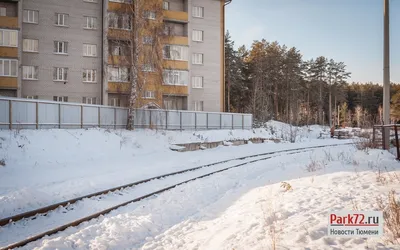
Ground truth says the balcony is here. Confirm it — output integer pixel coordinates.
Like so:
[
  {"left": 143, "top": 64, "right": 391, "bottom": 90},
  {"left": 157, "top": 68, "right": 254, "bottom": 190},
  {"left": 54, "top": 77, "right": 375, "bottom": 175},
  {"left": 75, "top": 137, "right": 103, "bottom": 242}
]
[
  {"left": 108, "top": 29, "right": 131, "bottom": 40},
  {"left": 164, "top": 10, "right": 188, "bottom": 23},
  {"left": 161, "top": 85, "right": 188, "bottom": 95},
  {"left": 0, "top": 16, "right": 18, "bottom": 29},
  {"left": 0, "top": 47, "right": 18, "bottom": 58},
  {"left": 108, "top": 2, "right": 131, "bottom": 12},
  {"left": 107, "top": 82, "right": 131, "bottom": 93},
  {"left": 108, "top": 55, "right": 131, "bottom": 66},
  {"left": 164, "top": 60, "right": 188, "bottom": 70},
  {"left": 164, "top": 36, "right": 188, "bottom": 46},
  {"left": 0, "top": 77, "right": 17, "bottom": 89}
]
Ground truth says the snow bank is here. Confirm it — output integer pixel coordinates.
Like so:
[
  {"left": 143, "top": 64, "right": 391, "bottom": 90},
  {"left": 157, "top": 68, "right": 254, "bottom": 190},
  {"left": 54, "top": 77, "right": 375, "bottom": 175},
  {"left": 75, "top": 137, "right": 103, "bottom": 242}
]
[
  {"left": 263, "top": 120, "right": 330, "bottom": 142},
  {"left": 18, "top": 145, "right": 400, "bottom": 250}
]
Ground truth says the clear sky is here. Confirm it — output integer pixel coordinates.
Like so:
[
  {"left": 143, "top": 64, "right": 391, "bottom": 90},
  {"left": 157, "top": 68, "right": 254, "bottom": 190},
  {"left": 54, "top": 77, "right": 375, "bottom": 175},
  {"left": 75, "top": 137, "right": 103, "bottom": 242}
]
[{"left": 225, "top": 0, "right": 400, "bottom": 84}]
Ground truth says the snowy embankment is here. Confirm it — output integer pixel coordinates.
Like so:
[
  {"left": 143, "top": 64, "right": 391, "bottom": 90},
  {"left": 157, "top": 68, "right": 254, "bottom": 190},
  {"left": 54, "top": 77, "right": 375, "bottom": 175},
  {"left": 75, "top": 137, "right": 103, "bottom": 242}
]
[
  {"left": 0, "top": 121, "right": 331, "bottom": 219},
  {"left": 16, "top": 145, "right": 400, "bottom": 250}
]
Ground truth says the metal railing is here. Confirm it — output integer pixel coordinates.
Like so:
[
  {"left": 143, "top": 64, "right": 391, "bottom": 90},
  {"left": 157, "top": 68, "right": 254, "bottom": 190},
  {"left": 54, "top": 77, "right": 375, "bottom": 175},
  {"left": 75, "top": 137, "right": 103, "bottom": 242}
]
[{"left": 0, "top": 97, "right": 253, "bottom": 130}]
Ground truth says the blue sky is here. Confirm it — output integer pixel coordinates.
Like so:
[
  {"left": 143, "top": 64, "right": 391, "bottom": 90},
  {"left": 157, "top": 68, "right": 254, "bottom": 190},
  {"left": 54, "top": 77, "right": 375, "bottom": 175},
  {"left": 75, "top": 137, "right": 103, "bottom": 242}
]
[{"left": 225, "top": 0, "right": 400, "bottom": 84}]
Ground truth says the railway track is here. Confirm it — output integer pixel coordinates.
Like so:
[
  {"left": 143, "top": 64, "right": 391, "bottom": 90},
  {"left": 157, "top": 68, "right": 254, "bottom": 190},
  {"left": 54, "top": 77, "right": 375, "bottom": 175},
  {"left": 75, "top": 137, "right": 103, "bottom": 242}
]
[{"left": 0, "top": 143, "right": 352, "bottom": 250}]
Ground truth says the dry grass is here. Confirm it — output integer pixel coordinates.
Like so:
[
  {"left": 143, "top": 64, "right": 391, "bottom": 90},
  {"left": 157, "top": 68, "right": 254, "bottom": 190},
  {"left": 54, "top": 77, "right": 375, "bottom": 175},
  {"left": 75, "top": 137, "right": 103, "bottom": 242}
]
[
  {"left": 262, "top": 196, "right": 285, "bottom": 250},
  {"left": 378, "top": 190, "right": 400, "bottom": 244},
  {"left": 351, "top": 198, "right": 360, "bottom": 211},
  {"left": 337, "top": 152, "right": 353, "bottom": 165},
  {"left": 323, "top": 150, "right": 334, "bottom": 162},
  {"left": 0, "top": 159, "right": 5, "bottom": 167},
  {"left": 376, "top": 168, "right": 389, "bottom": 185},
  {"left": 306, "top": 159, "right": 323, "bottom": 172},
  {"left": 353, "top": 137, "right": 377, "bottom": 152},
  {"left": 280, "top": 182, "right": 293, "bottom": 192}
]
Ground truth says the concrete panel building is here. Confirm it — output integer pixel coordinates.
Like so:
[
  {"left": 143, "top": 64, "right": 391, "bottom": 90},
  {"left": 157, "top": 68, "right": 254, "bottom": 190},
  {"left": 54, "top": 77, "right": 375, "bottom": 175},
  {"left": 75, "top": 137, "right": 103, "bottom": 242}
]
[{"left": 0, "top": 0, "right": 230, "bottom": 112}]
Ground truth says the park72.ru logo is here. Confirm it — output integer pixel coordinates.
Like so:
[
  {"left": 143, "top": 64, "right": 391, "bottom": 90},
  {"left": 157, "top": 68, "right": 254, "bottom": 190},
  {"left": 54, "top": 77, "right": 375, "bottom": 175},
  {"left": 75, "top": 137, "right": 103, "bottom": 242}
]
[{"left": 328, "top": 211, "right": 383, "bottom": 237}]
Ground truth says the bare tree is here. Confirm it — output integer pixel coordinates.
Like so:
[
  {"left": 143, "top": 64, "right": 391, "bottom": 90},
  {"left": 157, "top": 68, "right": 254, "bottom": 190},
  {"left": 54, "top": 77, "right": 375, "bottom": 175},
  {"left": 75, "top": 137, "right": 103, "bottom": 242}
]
[
  {"left": 355, "top": 105, "right": 362, "bottom": 128},
  {"left": 108, "top": 0, "right": 166, "bottom": 130}
]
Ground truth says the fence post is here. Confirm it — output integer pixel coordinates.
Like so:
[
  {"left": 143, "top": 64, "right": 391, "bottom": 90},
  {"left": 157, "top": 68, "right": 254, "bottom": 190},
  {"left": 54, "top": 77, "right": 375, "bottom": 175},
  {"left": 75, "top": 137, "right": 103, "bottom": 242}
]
[
  {"left": 232, "top": 114, "right": 234, "bottom": 130},
  {"left": 114, "top": 108, "right": 117, "bottom": 130},
  {"left": 134, "top": 109, "right": 137, "bottom": 129},
  {"left": 98, "top": 107, "right": 101, "bottom": 128},
  {"left": 195, "top": 112, "right": 197, "bottom": 131},
  {"left": 36, "top": 101, "right": 39, "bottom": 129},
  {"left": 58, "top": 103, "right": 61, "bottom": 129},
  {"left": 149, "top": 110, "right": 152, "bottom": 129},
  {"left": 81, "top": 105, "right": 83, "bottom": 129},
  {"left": 220, "top": 113, "right": 222, "bottom": 129},
  {"left": 8, "top": 100, "right": 12, "bottom": 129},
  {"left": 206, "top": 113, "right": 209, "bottom": 130},
  {"left": 180, "top": 112, "right": 182, "bottom": 131},
  {"left": 372, "top": 126, "right": 376, "bottom": 146},
  {"left": 382, "top": 126, "right": 385, "bottom": 150},
  {"left": 242, "top": 114, "right": 244, "bottom": 130},
  {"left": 165, "top": 110, "right": 168, "bottom": 130},
  {"left": 395, "top": 125, "right": 400, "bottom": 160}
]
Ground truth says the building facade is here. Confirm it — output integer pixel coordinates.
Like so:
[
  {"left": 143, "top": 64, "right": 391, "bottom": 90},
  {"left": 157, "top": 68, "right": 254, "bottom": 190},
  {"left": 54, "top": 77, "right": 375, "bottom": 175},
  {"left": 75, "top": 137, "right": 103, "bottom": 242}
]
[{"left": 0, "top": 0, "right": 230, "bottom": 112}]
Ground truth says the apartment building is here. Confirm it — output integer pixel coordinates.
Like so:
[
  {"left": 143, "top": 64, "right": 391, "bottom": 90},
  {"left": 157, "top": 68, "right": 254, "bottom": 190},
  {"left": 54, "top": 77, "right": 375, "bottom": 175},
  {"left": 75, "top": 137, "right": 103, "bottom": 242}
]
[{"left": 0, "top": 0, "right": 230, "bottom": 112}]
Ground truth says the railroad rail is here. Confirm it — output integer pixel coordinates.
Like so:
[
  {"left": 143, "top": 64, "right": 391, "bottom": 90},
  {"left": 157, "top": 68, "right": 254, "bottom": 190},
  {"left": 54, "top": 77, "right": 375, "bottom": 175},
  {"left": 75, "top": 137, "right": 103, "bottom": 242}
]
[{"left": 0, "top": 143, "right": 353, "bottom": 250}]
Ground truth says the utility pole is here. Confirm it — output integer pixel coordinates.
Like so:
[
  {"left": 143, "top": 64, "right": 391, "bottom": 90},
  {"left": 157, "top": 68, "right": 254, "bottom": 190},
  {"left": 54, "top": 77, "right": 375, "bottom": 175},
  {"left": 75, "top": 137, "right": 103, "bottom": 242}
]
[{"left": 383, "top": 0, "right": 390, "bottom": 149}]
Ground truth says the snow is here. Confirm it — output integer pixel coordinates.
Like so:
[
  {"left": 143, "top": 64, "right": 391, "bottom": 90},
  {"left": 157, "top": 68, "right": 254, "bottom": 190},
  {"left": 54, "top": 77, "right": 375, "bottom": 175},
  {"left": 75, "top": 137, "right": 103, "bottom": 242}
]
[
  {"left": 10, "top": 145, "right": 400, "bottom": 250},
  {"left": 1, "top": 121, "right": 399, "bottom": 249},
  {"left": 0, "top": 123, "right": 331, "bottom": 219}
]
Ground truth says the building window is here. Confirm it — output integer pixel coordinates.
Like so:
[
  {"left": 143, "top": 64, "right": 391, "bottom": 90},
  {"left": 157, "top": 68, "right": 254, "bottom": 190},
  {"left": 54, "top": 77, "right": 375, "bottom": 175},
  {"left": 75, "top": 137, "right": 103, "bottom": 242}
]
[
  {"left": 143, "top": 36, "right": 153, "bottom": 45},
  {"left": 55, "top": 13, "right": 68, "bottom": 26},
  {"left": 109, "top": 98, "right": 121, "bottom": 107},
  {"left": 83, "top": 97, "right": 97, "bottom": 104},
  {"left": 111, "top": 45, "right": 127, "bottom": 56},
  {"left": 164, "top": 25, "right": 173, "bottom": 36},
  {"left": 84, "top": 16, "right": 97, "bottom": 29},
  {"left": 0, "top": 59, "right": 18, "bottom": 77},
  {"left": 192, "top": 6, "right": 204, "bottom": 18},
  {"left": 163, "top": 45, "right": 188, "bottom": 61},
  {"left": 0, "top": 7, "right": 6, "bottom": 16},
  {"left": 26, "top": 96, "right": 38, "bottom": 99},
  {"left": 53, "top": 96, "right": 68, "bottom": 102},
  {"left": 23, "top": 10, "right": 39, "bottom": 24},
  {"left": 193, "top": 101, "right": 204, "bottom": 111},
  {"left": 163, "top": 1, "right": 169, "bottom": 10},
  {"left": 192, "top": 30, "right": 204, "bottom": 42},
  {"left": 0, "top": 29, "right": 17, "bottom": 47},
  {"left": 192, "top": 53, "right": 204, "bottom": 65},
  {"left": 83, "top": 44, "right": 97, "bottom": 57},
  {"left": 22, "top": 66, "right": 38, "bottom": 80},
  {"left": 192, "top": 76, "right": 203, "bottom": 88},
  {"left": 163, "top": 70, "right": 188, "bottom": 86},
  {"left": 54, "top": 41, "right": 68, "bottom": 54},
  {"left": 143, "top": 91, "right": 155, "bottom": 99},
  {"left": 53, "top": 67, "right": 68, "bottom": 81},
  {"left": 142, "top": 64, "right": 154, "bottom": 72},
  {"left": 23, "top": 39, "right": 39, "bottom": 52},
  {"left": 108, "top": 66, "right": 129, "bottom": 82},
  {"left": 108, "top": 13, "right": 131, "bottom": 30},
  {"left": 143, "top": 11, "right": 156, "bottom": 20},
  {"left": 83, "top": 69, "right": 97, "bottom": 83}
]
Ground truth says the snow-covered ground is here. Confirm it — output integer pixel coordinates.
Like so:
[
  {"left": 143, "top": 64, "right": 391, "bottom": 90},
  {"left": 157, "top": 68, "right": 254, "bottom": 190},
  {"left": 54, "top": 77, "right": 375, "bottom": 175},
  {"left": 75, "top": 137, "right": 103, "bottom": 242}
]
[
  {"left": 0, "top": 121, "right": 330, "bottom": 218},
  {"left": 1, "top": 121, "right": 399, "bottom": 249},
  {"left": 9, "top": 145, "right": 400, "bottom": 250}
]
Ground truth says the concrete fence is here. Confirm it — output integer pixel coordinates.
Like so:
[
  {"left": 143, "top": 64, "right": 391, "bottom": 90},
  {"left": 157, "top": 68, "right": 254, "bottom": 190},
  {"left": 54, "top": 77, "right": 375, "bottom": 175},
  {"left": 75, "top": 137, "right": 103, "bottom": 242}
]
[{"left": 0, "top": 97, "right": 253, "bottom": 130}]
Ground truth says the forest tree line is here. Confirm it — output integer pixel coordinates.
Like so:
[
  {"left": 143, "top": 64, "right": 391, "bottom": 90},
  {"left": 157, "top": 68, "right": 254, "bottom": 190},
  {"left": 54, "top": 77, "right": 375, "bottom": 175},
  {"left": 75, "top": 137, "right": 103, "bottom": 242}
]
[{"left": 225, "top": 31, "right": 400, "bottom": 128}]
